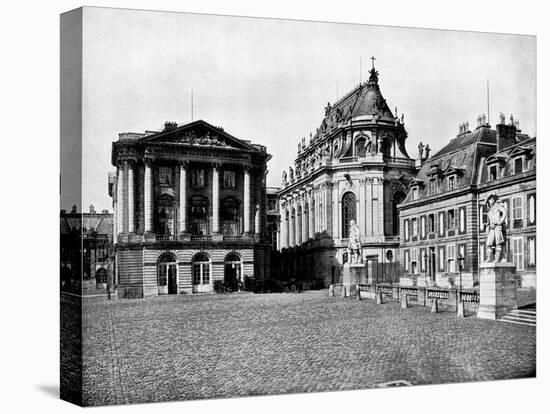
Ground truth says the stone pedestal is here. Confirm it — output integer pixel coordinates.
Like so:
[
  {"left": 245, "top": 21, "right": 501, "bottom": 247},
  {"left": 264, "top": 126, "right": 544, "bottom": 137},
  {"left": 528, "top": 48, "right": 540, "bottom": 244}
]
[
  {"left": 342, "top": 263, "right": 367, "bottom": 297},
  {"left": 477, "top": 262, "right": 518, "bottom": 320}
]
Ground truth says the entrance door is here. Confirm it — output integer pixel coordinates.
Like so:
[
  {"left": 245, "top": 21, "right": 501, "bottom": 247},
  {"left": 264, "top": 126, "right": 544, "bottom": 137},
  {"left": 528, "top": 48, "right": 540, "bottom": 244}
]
[
  {"left": 168, "top": 265, "right": 177, "bottom": 294},
  {"left": 158, "top": 254, "right": 178, "bottom": 295},
  {"left": 192, "top": 253, "right": 211, "bottom": 293}
]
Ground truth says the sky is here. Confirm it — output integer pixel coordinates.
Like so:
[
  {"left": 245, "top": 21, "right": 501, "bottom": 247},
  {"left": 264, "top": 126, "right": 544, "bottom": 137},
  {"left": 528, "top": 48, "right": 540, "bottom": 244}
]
[{"left": 75, "top": 7, "right": 536, "bottom": 212}]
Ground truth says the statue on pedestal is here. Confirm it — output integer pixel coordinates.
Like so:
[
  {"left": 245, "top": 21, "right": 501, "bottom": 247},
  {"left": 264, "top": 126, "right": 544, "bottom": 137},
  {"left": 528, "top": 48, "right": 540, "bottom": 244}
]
[
  {"left": 484, "top": 193, "right": 508, "bottom": 262},
  {"left": 347, "top": 220, "right": 363, "bottom": 264}
]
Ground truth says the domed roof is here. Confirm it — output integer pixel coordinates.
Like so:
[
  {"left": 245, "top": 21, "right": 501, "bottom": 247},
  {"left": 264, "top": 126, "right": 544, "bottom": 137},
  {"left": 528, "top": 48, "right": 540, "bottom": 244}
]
[{"left": 350, "top": 68, "right": 394, "bottom": 120}]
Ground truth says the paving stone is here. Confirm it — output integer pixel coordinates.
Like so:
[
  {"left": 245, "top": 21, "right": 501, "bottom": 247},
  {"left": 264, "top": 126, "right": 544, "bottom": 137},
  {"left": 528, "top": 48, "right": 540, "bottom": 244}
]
[{"left": 79, "top": 291, "right": 535, "bottom": 406}]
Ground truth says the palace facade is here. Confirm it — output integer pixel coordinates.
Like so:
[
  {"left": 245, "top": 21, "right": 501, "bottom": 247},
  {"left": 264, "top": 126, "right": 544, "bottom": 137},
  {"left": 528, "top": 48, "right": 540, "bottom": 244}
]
[
  {"left": 110, "top": 120, "right": 271, "bottom": 298},
  {"left": 277, "top": 64, "right": 416, "bottom": 287},
  {"left": 60, "top": 205, "right": 114, "bottom": 293},
  {"left": 398, "top": 114, "right": 536, "bottom": 289}
]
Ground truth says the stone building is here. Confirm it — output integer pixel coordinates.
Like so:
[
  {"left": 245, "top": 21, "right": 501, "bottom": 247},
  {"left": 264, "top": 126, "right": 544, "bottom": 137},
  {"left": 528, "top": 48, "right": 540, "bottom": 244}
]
[
  {"left": 277, "top": 63, "right": 416, "bottom": 287},
  {"left": 60, "top": 205, "right": 114, "bottom": 292},
  {"left": 110, "top": 119, "right": 271, "bottom": 298},
  {"left": 398, "top": 114, "right": 536, "bottom": 289},
  {"left": 266, "top": 186, "right": 281, "bottom": 251}
]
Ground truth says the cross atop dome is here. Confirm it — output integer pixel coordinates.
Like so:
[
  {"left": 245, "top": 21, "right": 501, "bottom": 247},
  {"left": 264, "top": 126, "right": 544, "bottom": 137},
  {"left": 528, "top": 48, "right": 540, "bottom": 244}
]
[{"left": 368, "top": 55, "right": 379, "bottom": 84}]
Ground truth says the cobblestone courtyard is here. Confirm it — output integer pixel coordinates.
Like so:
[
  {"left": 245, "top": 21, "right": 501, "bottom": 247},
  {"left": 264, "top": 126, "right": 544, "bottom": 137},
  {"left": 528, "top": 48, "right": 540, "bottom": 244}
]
[{"left": 80, "top": 291, "right": 535, "bottom": 406}]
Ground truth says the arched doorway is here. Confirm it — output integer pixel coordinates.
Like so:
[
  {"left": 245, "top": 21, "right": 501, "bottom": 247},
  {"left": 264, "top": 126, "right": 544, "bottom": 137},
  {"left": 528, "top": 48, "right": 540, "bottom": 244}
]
[
  {"left": 192, "top": 252, "right": 211, "bottom": 293},
  {"left": 341, "top": 192, "right": 357, "bottom": 238},
  {"left": 224, "top": 253, "right": 242, "bottom": 291},
  {"left": 158, "top": 253, "right": 178, "bottom": 295}
]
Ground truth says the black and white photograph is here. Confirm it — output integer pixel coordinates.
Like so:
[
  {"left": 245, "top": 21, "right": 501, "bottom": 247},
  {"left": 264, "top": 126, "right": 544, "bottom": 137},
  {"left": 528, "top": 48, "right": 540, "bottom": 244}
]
[
  {"left": 4, "top": 1, "right": 548, "bottom": 413},
  {"left": 57, "top": 5, "right": 540, "bottom": 407}
]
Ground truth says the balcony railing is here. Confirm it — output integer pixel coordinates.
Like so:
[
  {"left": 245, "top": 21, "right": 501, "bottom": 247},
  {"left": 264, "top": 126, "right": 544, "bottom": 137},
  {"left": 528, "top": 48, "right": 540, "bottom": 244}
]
[{"left": 190, "top": 234, "right": 213, "bottom": 241}]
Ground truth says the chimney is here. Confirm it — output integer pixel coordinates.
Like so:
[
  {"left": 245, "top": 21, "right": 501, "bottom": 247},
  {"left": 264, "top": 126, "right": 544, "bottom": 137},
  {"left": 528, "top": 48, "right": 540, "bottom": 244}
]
[{"left": 496, "top": 116, "right": 517, "bottom": 151}]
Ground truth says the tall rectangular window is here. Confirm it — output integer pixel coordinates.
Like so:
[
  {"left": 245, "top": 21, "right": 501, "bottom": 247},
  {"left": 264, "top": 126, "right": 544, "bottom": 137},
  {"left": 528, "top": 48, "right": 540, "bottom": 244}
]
[
  {"left": 404, "top": 219, "right": 409, "bottom": 241},
  {"left": 421, "top": 216, "right": 426, "bottom": 238},
  {"left": 459, "top": 207, "right": 466, "bottom": 233},
  {"left": 159, "top": 166, "right": 173, "bottom": 186},
  {"left": 512, "top": 196, "right": 523, "bottom": 220},
  {"left": 527, "top": 236, "right": 536, "bottom": 268},
  {"left": 489, "top": 165, "right": 497, "bottom": 181},
  {"left": 430, "top": 179, "right": 436, "bottom": 195},
  {"left": 447, "top": 176, "right": 455, "bottom": 191},
  {"left": 527, "top": 193, "right": 536, "bottom": 225},
  {"left": 428, "top": 214, "right": 435, "bottom": 233},
  {"left": 411, "top": 249, "right": 418, "bottom": 274},
  {"left": 438, "top": 246, "right": 445, "bottom": 272},
  {"left": 447, "top": 209, "right": 456, "bottom": 229},
  {"left": 412, "top": 218, "right": 418, "bottom": 236},
  {"left": 191, "top": 168, "right": 206, "bottom": 188},
  {"left": 480, "top": 204, "right": 488, "bottom": 230},
  {"left": 411, "top": 187, "right": 419, "bottom": 200},
  {"left": 514, "top": 157, "right": 523, "bottom": 174},
  {"left": 404, "top": 250, "right": 410, "bottom": 272},
  {"left": 439, "top": 212, "right": 445, "bottom": 236},
  {"left": 512, "top": 237, "right": 524, "bottom": 271},
  {"left": 447, "top": 244, "right": 456, "bottom": 273},
  {"left": 223, "top": 170, "right": 236, "bottom": 188}
]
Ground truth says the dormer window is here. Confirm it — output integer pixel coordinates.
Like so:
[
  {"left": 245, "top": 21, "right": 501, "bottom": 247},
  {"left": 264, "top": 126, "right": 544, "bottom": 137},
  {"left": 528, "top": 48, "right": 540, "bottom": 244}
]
[
  {"left": 447, "top": 175, "right": 456, "bottom": 191},
  {"left": 429, "top": 179, "right": 437, "bottom": 195},
  {"left": 489, "top": 165, "right": 498, "bottom": 181},
  {"left": 411, "top": 186, "right": 419, "bottom": 200},
  {"left": 514, "top": 157, "right": 523, "bottom": 174}
]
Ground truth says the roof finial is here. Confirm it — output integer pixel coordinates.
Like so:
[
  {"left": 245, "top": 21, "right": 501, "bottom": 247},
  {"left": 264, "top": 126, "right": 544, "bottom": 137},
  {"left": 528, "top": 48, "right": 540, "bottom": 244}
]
[{"left": 368, "top": 56, "right": 379, "bottom": 84}]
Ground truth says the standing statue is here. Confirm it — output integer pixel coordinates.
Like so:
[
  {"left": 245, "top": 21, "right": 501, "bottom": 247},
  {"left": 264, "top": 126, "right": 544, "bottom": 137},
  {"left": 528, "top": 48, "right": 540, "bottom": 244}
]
[
  {"left": 282, "top": 170, "right": 287, "bottom": 185},
  {"left": 484, "top": 193, "right": 508, "bottom": 262},
  {"left": 365, "top": 135, "right": 373, "bottom": 154},
  {"left": 347, "top": 220, "right": 363, "bottom": 264},
  {"left": 424, "top": 144, "right": 431, "bottom": 159},
  {"left": 418, "top": 141, "right": 425, "bottom": 159}
]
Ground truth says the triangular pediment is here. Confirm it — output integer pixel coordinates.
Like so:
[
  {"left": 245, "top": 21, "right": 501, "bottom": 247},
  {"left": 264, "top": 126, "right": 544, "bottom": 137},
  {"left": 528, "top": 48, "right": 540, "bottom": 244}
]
[
  {"left": 485, "top": 153, "right": 507, "bottom": 164},
  {"left": 142, "top": 120, "right": 257, "bottom": 151},
  {"left": 507, "top": 145, "right": 533, "bottom": 158},
  {"left": 442, "top": 165, "right": 464, "bottom": 176}
]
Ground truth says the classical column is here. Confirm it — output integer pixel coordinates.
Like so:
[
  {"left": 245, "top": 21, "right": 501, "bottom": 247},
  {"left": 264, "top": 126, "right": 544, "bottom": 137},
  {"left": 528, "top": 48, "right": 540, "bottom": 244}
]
[
  {"left": 243, "top": 167, "right": 251, "bottom": 234},
  {"left": 280, "top": 202, "right": 287, "bottom": 249},
  {"left": 254, "top": 204, "right": 261, "bottom": 237},
  {"left": 373, "top": 177, "right": 383, "bottom": 235},
  {"left": 302, "top": 195, "right": 308, "bottom": 242},
  {"left": 296, "top": 198, "right": 302, "bottom": 246},
  {"left": 289, "top": 204, "right": 295, "bottom": 247},
  {"left": 212, "top": 164, "right": 220, "bottom": 234},
  {"left": 144, "top": 158, "right": 153, "bottom": 233},
  {"left": 332, "top": 184, "right": 339, "bottom": 239},
  {"left": 366, "top": 177, "right": 373, "bottom": 236},
  {"left": 308, "top": 191, "right": 314, "bottom": 240},
  {"left": 324, "top": 183, "right": 332, "bottom": 237},
  {"left": 127, "top": 161, "right": 135, "bottom": 233},
  {"left": 116, "top": 161, "right": 124, "bottom": 235},
  {"left": 113, "top": 196, "right": 118, "bottom": 244},
  {"left": 178, "top": 162, "right": 187, "bottom": 234},
  {"left": 358, "top": 179, "right": 366, "bottom": 236}
]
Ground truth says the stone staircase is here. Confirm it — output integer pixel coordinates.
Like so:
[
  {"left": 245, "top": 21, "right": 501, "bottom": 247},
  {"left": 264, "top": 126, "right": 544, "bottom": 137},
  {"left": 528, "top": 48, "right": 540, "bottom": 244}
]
[{"left": 500, "top": 305, "right": 536, "bottom": 327}]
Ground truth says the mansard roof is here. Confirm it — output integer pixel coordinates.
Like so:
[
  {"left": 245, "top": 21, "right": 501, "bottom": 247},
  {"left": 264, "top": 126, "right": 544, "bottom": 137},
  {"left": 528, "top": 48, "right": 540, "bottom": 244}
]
[{"left": 432, "top": 127, "right": 496, "bottom": 158}]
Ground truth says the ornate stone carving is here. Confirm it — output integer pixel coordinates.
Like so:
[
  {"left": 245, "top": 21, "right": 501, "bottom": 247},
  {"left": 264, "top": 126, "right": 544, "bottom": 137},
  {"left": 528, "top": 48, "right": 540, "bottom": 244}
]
[
  {"left": 347, "top": 220, "right": 363, "bottom": 264},
  {"left": 484, "top": 193, "right": 509, "bottom": 263}
]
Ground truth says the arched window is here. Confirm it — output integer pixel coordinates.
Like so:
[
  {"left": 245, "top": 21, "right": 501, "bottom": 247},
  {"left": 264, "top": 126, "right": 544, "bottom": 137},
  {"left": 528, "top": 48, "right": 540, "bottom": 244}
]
[
  {"left": 157, "top": 193, "right": 176, "bottom": 235},
  {"left": 192, "top": 253, "right": 210, "bottom": 293},
  {"left": 189, "top": 196, "right": 209, "bottom": 235},
  {"left": 355, "top": 137, "right": 367, "bottom": 157},
  {"left": 95, "top": 268, "right": 107, "bottom": 285},
  {"left": 342, "top": 192, "right": 357, "bottom": 238},
  {"left": 392, "top": 191, "right": 406, "bottom": 235},
  {"left": 221, "top": 197, "right": 241, "bottom": 235},
  {"left": 158, "top": 253, "right": 177, "bottom": 294},
  {"left": 224, "top": 253, "right": 242, "bottom": 291}
]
